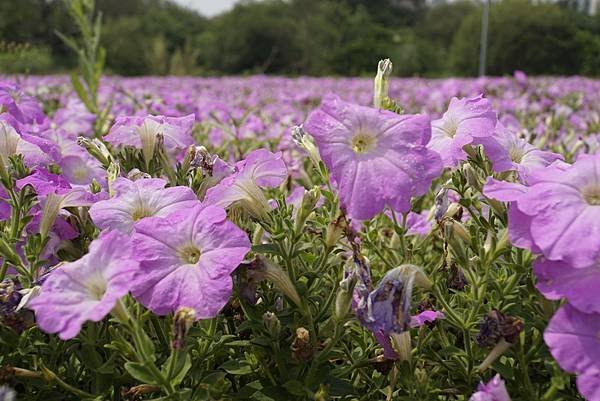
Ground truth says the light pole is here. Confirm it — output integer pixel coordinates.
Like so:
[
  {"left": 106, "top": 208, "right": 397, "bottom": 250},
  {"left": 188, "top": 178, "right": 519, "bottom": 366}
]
[{"left": 479, "top": 0, "right": 490, "bottom": 76}]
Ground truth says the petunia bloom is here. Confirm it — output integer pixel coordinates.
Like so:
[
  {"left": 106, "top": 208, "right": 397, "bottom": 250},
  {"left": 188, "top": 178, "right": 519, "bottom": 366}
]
[
  {"left": 131, "top": 204, "right": 250, "bottom": 317},
  {"left": 203, "top": 148, "right": 287, "bottom": 218},
  {"left": 534, "top": 258, "right": 600, "bottom": 314},
  {"left": 482, "top": 123, "right": 562, "bottom": 182},
  {"left": 304, "top": 94, "right": 442, "bottom": 220},
  {"left": 0, "top": 120, "right": 58, "bottom": 169},
  {"left": 469, "top": 374, "right": 511, "bottom": 401},
  {"left": 89, "top": 177, "right": 200, "bottom": 233},
  {"left": 544, "top": 304, "right": 600, "bottom": 401},
  {"left": 103, "top": 114, "right": 195, "bottom": 165},
  {"left": 28, "top": 230, "right": 139, "bottom": 340},
  {"left": 0, "top": 81, "right": 45, "bottom": 125},
  {"left": 428, "top": 95, "right": 497, "bottom": 168}
]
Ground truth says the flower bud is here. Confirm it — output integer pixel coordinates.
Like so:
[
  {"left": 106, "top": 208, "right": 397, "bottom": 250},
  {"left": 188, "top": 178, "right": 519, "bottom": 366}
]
[
  {"left": 450, "top": 220, "right": 471, "bottom": 243},
  {"left": 295, "top": 186, "right": 321, "bottom": 231},
  {"left": 77, "top": 136, "right": 111, "bottom": 166},
  {"left": 291, "top": 125, "right": 321, "bottom": 167},
  {"left": 291, "top": 327, "right": 313, "bottom": 361},
  {"left": 107, "top": 161, "right": 121, "bottom": 197},
  {"left": 0, "top": 279, "right": 34, "bottom": 334},
  {"left": 373, "top": 58, "right": 393, "bottom": 109},
  {"left": 434, "top": 187, "right": 449, "bottom": 221},
  {"left": 248, "top": 255, "right": 302, "bottom": 309},
  {"left": 172, "top": 307, "right": 196, "bottom": 350},
  {"left": 334, "top": 260, "right": 359, "bottom": 321},
  {"left": 262, "top": 311, "right": 281, "bottom": 338},
  {"left": 325, "top": 214, "right": 345, "bottom": 249},
  {"left": 462, "top": 163, "right": 482, "bottom": 192}
]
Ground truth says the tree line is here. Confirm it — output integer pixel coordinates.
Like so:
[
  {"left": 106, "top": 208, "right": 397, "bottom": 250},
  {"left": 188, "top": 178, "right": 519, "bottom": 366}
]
[{"left": 0, "top": 0, "right": 599, "bottom": 76}]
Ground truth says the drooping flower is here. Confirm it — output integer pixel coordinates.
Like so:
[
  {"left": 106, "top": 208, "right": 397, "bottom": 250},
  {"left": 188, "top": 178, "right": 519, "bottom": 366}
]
[
  {"left": 203, "top": 148, "right": 287, "bottom": 218},
  {"left": 351, "top": 262, "right": 436, "bottom": 359},
  {"left": 428, "top": 95, "right": 497, "bottom": 168},
  {"left": 534, "top": 258, "right": 600, "bottom": 314},
  {"left": 0, "top": 120, "right": 58, "bottom": 169},
  {"left": 544, "top": 304, "right": 600, "bottom": 401},
  {"left": 103, "top": 114, "right": 195, "bottom": 164},
  {"left": 131, "top": 204, "right": 250, "bottom": 317},
  {"left": 28, "top": 230, "right": 139, "bottom": 340},
  {"left": 0, "top": 81, "right": 45, "bottom": 125},
  {"left": 469, "top": 374, "right": 511, "bottom": 401},
  {"left": 89, "top": 177, "right": 200, "bottom": 233},
  {"left": 304, "top": 94, "right": 442, "bottom": 220},
  {"left": 482, "top": 123, "right": 562, "bottom": 182}
]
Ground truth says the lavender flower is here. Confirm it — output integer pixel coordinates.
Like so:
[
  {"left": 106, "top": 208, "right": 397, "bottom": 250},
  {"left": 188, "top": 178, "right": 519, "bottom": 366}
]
[
  {"left": 304, "top": 94, "right": 442, "bottom": 220},
  {"left": 469, "top": 374, "right": 511, "bottom": 401},
  {"left": 428, "top": 95, "right": 497, "bottom": 168},
  {"left": 131, "top": 204, "right": 250, "bottom": 317},
  {"left": 544, "top": 304, "right": 600, "bottom": 401},
  {"left": 89, "top": 177, "right": 200, "bottom": 233},
  {"left": 28, "top": 230, "right": 139, "bottom": 340}
]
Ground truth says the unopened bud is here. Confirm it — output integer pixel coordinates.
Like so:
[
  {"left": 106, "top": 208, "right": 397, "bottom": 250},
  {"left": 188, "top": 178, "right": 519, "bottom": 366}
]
[
  {"left": 434, "top": 187, "right": 449, "bottom": 221},
  {"left": 291, "top": 125, "right": 321, "bottom": 167},
  {"left": 172, "top": 307, "right": 196, "bottom": 350},
  {"left": 295, "top": 186, "right": 321, "bottom": 231},
  {"left": 77, "top": 136, "right": 111, "bottom": 166},
  {"left": 262, "top": 311, "right": 281, "bottom": 338},
  {"left": 462, "top": 163, "right": 482, "bottom": 192},
  {"left": 250, "top": 255, "right": 302, "bottom": 309},
  {"left": 334, "top": 260, "right": 358, "bottom": 321},
  {"left": 374, "top": 58, "right": 393, "bottom": 109},
  {"left": 325, "top": 214, "right": 345, "bottom": 249},
  {"left": 107, "top": 161, "right": 121, "bottom": 197},
  {"left": 450, "top": 220, "right": 471, "bottom": 243}
]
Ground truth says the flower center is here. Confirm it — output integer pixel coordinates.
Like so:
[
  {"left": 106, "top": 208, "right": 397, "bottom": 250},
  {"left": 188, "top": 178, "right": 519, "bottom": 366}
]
[
  {"left": 351, "top": 131, "right": 377, "bottom": 154},
  {"left": 84, "top": 276, "right": 107, "bottom": 301},
  {"left": 583, "top": 186, "right": 600, "bottom": 206},
  {"left": 509, "top": 146, "right": 524, "bottom": 164},
  {"left": 132, "top": 207, "right": 153, "bottom": 221},
  {"left": 441, "top": 118, "right": 459, "bottom": 138},
  {"left": 178, "top": 245, "right": 202, "bottom": 265}
]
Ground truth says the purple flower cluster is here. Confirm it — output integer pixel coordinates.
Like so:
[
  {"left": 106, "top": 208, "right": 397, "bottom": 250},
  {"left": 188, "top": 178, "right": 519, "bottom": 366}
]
[{"left": 484, "top": 152, "right": 600, "bottom": 399}]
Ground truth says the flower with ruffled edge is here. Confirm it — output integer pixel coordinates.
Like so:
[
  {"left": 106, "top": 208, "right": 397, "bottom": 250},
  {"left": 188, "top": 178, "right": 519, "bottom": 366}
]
[
  {"left": 428, "top": 94, "right": 497, "bottom": 168},
  {"left": 89, "top": 177, "right": 200, "bottom": 233},
  {"left": 131, "top": 204, "right": 250, "bottom": 317},
  {"left": 203, "top": 148, "right": 287, "bottom": 218},
  {"left": 544, "top": 304, "right": 600, "bottom": 401},
  {"left": 103, "top": 114, "right": 195, "bottom": 164},
  {"left": 27, "top": 230, "right": 139, "bottom": 340},
  {"left": 469, "top": 374, "right": 511, "bottom": 401},
  {"left": 0, "top": 81, "right": 45, "bottom": 125},
  {"left": 304, "top": 94, "right": 442, "bottom": 220}
]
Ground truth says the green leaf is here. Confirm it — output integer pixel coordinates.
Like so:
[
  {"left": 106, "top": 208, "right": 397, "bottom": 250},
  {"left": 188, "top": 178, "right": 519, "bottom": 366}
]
[
  {"left": 282, "top": 380, "right": 305, "bottom": 396},
  {"left": 251, "top": 243, "right": 281, "bottom": 256},
  {"left": 162, "top": 353, "right": 191, "bottom": 386},
  {"left": 70, "top": 72, "right": 95, "bottom": 112},
  {"left": 219, "top": 360, "right": 254, "bottom": 375},
  {"left": 124, "top": 362, "right": 160, "bottom": 385}
]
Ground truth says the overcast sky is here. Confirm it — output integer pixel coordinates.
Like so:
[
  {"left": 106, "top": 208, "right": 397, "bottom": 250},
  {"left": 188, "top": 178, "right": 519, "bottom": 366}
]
[{"left": 172, "top": 0, "right": 240, "bottom": 16}]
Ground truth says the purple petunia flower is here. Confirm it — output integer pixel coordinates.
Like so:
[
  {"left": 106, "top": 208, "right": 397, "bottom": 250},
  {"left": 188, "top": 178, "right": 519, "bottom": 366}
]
[
  {"left": 545, "top": 304, "right": 600, "bottom": 401},
  {"left": 103, "top": 114, "right": 195, "bottom": 164},
  {"left": 131, "top": 204, "right": 250, "bottom": 317},
  {"left": 304, "top": 94, "right": 442, "bottom": 220},
  {"left": 28, "top": 230, "right": 139, "bottom": 340},
  {"left": 0, "top": 81, "right": 45, "bottom": 125},
  {"left": 428, "top": 95, "right": 497, "bottom": 168},
  {"left": 534, "top": 258, "right": 600, "bottom": 314},
  {"left": 482, "top": 123, "right": 562, "bottom": 182},
  {"left": 203, "top": 148, "right": 287, "bottom": 218},
  {"left": 469, "top": 374, "right": 511, "bottom": 401},
  {"left": 0, "top": 121, "right": 58, "bottom": 168},
  {"left": 89, "top": 177, "right": 200, "bottom": 233}
]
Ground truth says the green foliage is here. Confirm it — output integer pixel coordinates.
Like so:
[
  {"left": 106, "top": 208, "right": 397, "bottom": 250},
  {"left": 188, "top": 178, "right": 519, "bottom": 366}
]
[
  {"left": 0, "top": 43, "right": 53, "bottom": 74},
  {"left": 450, "top": 0, "right": 584, "bottom": 76}
]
